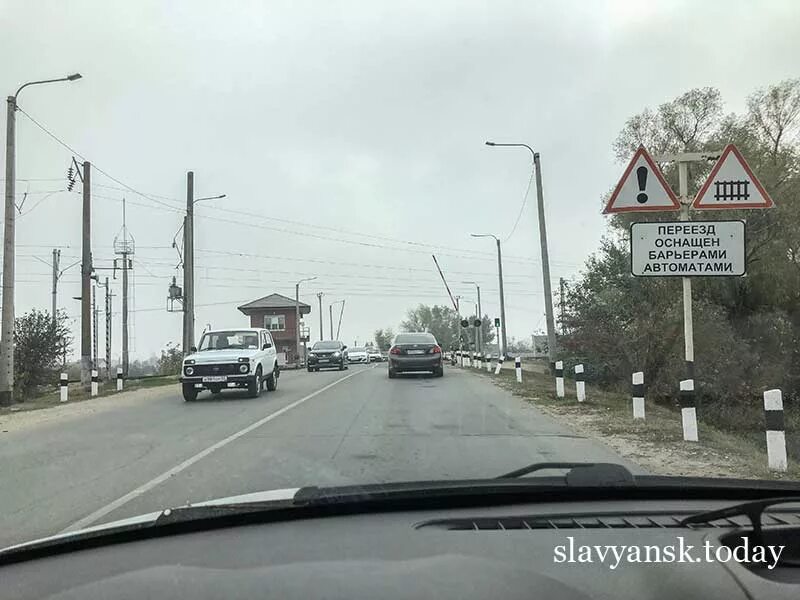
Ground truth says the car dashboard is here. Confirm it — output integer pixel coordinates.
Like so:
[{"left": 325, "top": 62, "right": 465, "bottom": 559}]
[{"left": 2, "top": 497, "right": 799, "bottom": 599}]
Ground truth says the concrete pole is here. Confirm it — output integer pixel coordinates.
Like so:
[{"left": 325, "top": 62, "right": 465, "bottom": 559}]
[
  {"left": 678, "top": 162, "right": 694, "bottom": 381},
  {"left": 0, "top": 96, "right": 15, "bottom": 404},
  {"left": 329, "top": 304, "right": 333, "bottom": 339},
  {"left": 295, "top": 282, "right": 301, "bottom": 362},
  {"left": 495, "top": 237, "right": 508, "bottom": 358},
  {"left": 317, "top": 292, "right": 323, "bottom": 340},
  {"left": 182, "top": 171, "right": 194, "bottom": 354},
  {"left": 122, "top": 252, "right": 129, "bottom": 376},
  {"left": 533, "top": 153, "right": 557, "bottom": 368},
  {"left": 105, "top": 277, "right": 112, "bottom": 380},
  {"left": 81, "top": 162, "right": 92, "bottom": 389},
  {"left": 476, "top": 285, "right": 482, "bottom": 354},
  {"left": 51, "top": 249, "right": 60, "bottom": 325},
  {"left": 92, "top": 283, "right": 98, "bottom": 370}
]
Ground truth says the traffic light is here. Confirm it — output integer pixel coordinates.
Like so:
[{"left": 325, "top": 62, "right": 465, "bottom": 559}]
[
  {"left": 494, "top": 318, "right": 501, "bottom": 327},
  {"left": 473, "top": 319, "right": 481, "bottom": 328},
  {"left": 460, "top": 319, "right": 469, "bottom": 328}
]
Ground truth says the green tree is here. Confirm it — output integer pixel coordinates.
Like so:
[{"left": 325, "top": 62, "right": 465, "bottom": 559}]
[
  {"left": 13, "top": 309, "right": 72, "bottom": 399},
  {"left": 374, "top": 328, "right": 394, "bottom": 351},
  {"left": 156, "top": 342, "right": 183, "bottom": 376}
]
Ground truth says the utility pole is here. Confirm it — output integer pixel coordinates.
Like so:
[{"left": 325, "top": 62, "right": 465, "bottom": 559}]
[
  {"left": 462, "top": 281, "right": 482, "bottom": 353},
  {"left": 495, "top": 238, "right": 508, "bottom": 357},
  {"left": 559, "top": 277, "right": 566, "bottom": 336},
  {"left": 81, "top": 161, "right": 92, "bottom": 389},
  {"left": 92, "top": 283, "right": 98, "bottom": 370},
  {"left": 51, "top": 249, "right": 60, "bottom": 324},
  {"left": 533, "top": 152, "right": 558, "bottom": 368},
  {"left": 182, "top": 171, "right": 194, "bottom": 354},
  {"left": 329, "top": 303, "right": 334, "bottom": 339},
  {"left": 335, "top": 300, "right": 345, "bottom": 340},
  {"left": 104, "top": 277, "right": 113, "bottom": 380},
  {"left": 122, "top": 251, "right": 129, "bottom": 376},
  {"left": 317, "top": 292, "right": 324, "bottom": 340}
]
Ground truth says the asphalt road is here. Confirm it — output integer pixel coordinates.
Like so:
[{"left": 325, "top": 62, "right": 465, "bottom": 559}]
[{"left": 0, "top": 363, "right": 635, "bottom": 549}]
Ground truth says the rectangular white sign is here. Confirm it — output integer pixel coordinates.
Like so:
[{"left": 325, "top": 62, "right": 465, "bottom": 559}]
[{"left": 630, "top": 220, "right": 745, "bottom": 277}]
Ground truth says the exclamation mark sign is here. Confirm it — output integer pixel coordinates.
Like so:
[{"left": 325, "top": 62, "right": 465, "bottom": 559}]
[{"left": 636, "top": 166, "right": 648, "bottom": 204}]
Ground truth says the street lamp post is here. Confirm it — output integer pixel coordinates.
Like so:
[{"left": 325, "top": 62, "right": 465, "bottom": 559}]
[
  {"left": 295, "top": 277, "right": 316, "bottom": 365},
  {"left": 462, "top": 281, "right": 482, "bottom": 353},
  {"left": 485, "top": 141, "right": 557, "bottom": 367},
  {"left": 182, "top": 173, "right": 225, "bottom": 355},
  {"left": 470, "top": 234, "right": 508, "bottom": 358},
  {"left": 0, "top": 73, "right": 82, "bottom": 405}
]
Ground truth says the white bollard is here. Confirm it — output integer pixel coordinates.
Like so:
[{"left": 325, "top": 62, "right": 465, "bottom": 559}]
[
  {"left": 494, "top": 356, "right": 504, "bottom": 375},
  {"left": 555, "top": 361, "right": 565, "bottom": 398},
  {"left": 680, "top": 379, "right": 698, "bottom": 442},
  {"left": 632, "top": 372, "right": 645, "bottom": 419},
  {"left": 515, "top": 357, "right": 522, "bottom": 383},
  {"left": 91, "top": 369, "right": 99, "bottom": 397},
  {"left": 575, "top": 364, "right": 585, "bottom": 402},
  {"left": 59, "top": 373, "right": 68, "bottom": 402},
  {"left": 116, "top": 367, "right": 124, "bottom": 391},
  {"left": 486, "top": 354, "right": 492, "bottom": 373},
  {"left": 764, "top": 389, "right": 787, "bottom": 472}
]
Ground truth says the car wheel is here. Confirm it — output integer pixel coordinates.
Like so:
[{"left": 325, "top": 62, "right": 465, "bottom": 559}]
[
  {"left": 182, "top": 384, "right": 198, "bottom": 402},
  {"left": 388, "top": 369, "right": 396, "bottom": 379},
  {"left": 266, "top": 366, "right": 278, "bottom": 391},
  {"left": 339, "top": 362, "right": 345, "bottom": 371},
  {"left": 247, "top": 367, "right": 262, "bottom": 398},
  {"left": 434, "top": 366, "right": 444, "bottom": 378},
  {"left": 307, "top": 366, "right": 314, "bottom": 372}
]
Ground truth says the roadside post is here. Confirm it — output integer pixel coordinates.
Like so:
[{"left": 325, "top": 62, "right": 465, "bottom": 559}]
[
  {"left": 515, "top": 357, "right": 522, "bottom": 383},
  {"left": 632, "top": 372, "right": 645, "bottom": 420},
  {"left": 764, "top": 389, "right": 787, "bottom": 472},
  {"left": 575, "top": 364, "right": 585, "bottom": 402},
  {"left": 679, "top": 379, "right": 698, "bottom": 442},
  {"left": 494, "top": 356, "right": 503, "bottom": 375},
  {"left": 605, "top": 144, "right": 772, "bottom": 439},
  {"left": 91, "top": 369, "right": 99, "bottom": 397},
  {"left": 486, "top": 354, "right": 492, "bottom": 373},
  {"left": 555, "top": 360, "right": 564, "bottom": 398},
  {"left": 116, "top": 367, "right": 123, "bottom": 391},
  {"left": 59, "top": 372, "right": 68, "bottom": 402}
]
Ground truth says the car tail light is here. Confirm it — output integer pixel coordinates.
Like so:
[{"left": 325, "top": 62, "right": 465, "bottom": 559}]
[
  {"left": 429, "top": 345, "right": 442, "bottom": 354},
  {"left": 390, "top": 346, "right": 401, "bottom": 355}
]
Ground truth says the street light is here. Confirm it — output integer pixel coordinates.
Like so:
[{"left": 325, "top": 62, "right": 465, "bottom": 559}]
[
  {"left": 485, "top": 140, "right": 557, "bottom": 368},
  {"left": 462, "top": 281, "right": 482, "bottom": 353},
  {"left": 1, "top": 72, "right": 82, "bottom": 405},
  {"left": 182, "top": 172, "right": 225, "bottom": 356},
  {"left": 328, "top": 299, "right": 345, "bottom": 340},
  {"left": 295, "top": 276, "right": 316, "bottom": 364},
  {"left": 470, "top": 233, "right": 508, "bottom": 358}
]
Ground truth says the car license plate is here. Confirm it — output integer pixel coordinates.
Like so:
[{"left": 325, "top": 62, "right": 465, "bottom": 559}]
[
  {"left": 408, "top": 350, "right": 425, "bottom": 355},
  {"left": 202, "top": 375, "right": 228, "bottom": 382},
  {"left": 319, "top": 359, "right": 329, "bottom": 363}
]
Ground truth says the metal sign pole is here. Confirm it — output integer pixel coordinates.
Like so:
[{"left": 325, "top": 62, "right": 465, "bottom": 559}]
[{"left": 677, "top": 162, "right": 694, "bottom": 380}]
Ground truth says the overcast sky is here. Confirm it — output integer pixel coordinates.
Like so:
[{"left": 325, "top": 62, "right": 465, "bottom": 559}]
[{"left": 1, "top": 0, "right": 799, "bottom": 359}]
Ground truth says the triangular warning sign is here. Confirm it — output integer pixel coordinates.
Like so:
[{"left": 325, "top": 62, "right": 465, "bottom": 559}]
[
  {"left": 603, "top": 146, "right": 680, "bottom": 214},
  {"left": 692, "top": 144, "right": 774, "bottom": 210}
]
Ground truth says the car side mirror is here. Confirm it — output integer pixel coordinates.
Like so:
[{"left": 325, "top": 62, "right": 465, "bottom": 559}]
[
  {"left": 190, "top": 346, "right": 197, "bottom": 353},
  {"left": 263, "top": 342, "right": 272, "bottom": 350}
]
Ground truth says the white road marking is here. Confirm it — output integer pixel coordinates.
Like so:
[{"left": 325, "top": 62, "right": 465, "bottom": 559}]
[{"left": 61, "top": 369, "right": 367, "bottom": 533}]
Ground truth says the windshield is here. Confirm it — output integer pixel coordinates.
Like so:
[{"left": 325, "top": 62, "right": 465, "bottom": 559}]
[
  {"left": 3, "top": 0, "right": 799, "bottom": 559},
  {"left": 311, "top": 342, "right": 342, "bottom": 350},
  {"left": 198, "top": 331, "right": 259, "bottom": 351}
]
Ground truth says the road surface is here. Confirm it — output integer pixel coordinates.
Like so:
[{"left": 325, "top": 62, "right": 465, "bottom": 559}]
[{"left": 0, "top": 363, "right": 635, "bottom": 548}]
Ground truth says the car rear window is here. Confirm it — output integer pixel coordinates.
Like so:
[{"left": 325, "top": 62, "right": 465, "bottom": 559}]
[
  {"left": 313, "top": 341, "right": 342, "bottom": 350},
  {"left": 394, "top": 333, "right": 437, "bottom": 344}
]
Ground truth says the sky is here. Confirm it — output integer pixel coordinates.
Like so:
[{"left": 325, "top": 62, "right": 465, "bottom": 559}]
[{"left": 1, "top": 0, "right": 799, "bottom": 360}]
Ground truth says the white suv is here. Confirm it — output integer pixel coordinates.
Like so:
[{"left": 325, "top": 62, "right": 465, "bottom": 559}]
[{"left": 180, "top": 328, "right": 279, "bottom": 402}]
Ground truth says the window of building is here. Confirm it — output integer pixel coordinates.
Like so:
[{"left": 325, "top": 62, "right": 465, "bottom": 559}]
[{"left": 264, "top": 314, "right": 286, "bottom": 331}]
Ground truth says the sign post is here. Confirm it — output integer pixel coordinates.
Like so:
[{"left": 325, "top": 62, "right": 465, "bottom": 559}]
[{"left": 605, "top": 144, "right": 773, "bottom": 442}]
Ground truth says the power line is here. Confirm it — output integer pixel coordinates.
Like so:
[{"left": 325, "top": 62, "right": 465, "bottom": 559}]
[{"left": 503, "top": 161, "right": 536, "bottom": 243}]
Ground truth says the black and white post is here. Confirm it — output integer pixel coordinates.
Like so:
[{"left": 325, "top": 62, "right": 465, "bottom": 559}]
[
  {"left": 515, "top": 357, "right": 522, "bottom": 383},
  {"left": 91, "top": 369, "right": 99, "bottom": 397},
  {"left": 575, "top": 364, "right": 585, "bottom": 402},
  {"left": 60, "top": 372, "right": 68, "bottom": 403},
  {"left": 679, "top": 379, "right": 698, "bottom": 442},
  {"left": 555, "top": 360, "right": 565, "bottom": 398},
  {"left": 632, "top": 371, "right": 645, "bottom": 420},
  {"left": 116, "top": 366, "right": 124, "bottom": 392},
  {"left": 494, "top": 355, "right": 504, "bottom": 375},
  {"left": 764, "top": 389, "right": 787, "bottom": 472},
  {"left": 486, "top": 353, "right": 492, "bottom": 373}
]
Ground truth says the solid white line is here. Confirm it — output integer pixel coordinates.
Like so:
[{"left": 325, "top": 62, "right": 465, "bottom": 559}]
[{"left": 61, "top": 369, "right": 366, "bottom": 533}]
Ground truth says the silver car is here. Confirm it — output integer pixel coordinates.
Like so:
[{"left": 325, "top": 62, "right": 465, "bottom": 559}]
[{"left": 347, "top": 347, "right": 370, "bottom": 363}]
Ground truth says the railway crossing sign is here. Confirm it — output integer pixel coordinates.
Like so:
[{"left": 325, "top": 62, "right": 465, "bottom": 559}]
[
  {"left": 603, "top": 146, "right": 680, "bottom": 214},
  {"left": 692, "top": 144, "right": 774, "bottom": 210}
]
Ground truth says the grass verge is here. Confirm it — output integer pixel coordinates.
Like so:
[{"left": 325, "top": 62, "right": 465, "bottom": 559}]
[{"left": 469, "top": 366, "right": 800, "bottom": 481}]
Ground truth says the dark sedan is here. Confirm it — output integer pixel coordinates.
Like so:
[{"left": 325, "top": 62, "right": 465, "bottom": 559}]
[{"left": 388, "top": 332, "right": 443, "bottom": 378}]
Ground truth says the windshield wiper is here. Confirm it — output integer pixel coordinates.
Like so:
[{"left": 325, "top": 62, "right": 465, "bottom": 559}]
[
  {"left": 681, "top": 497, "right": 800, "bottom": 544},
  {"left": 498, "top": 462, "right": 635, "bottom": 486}
]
